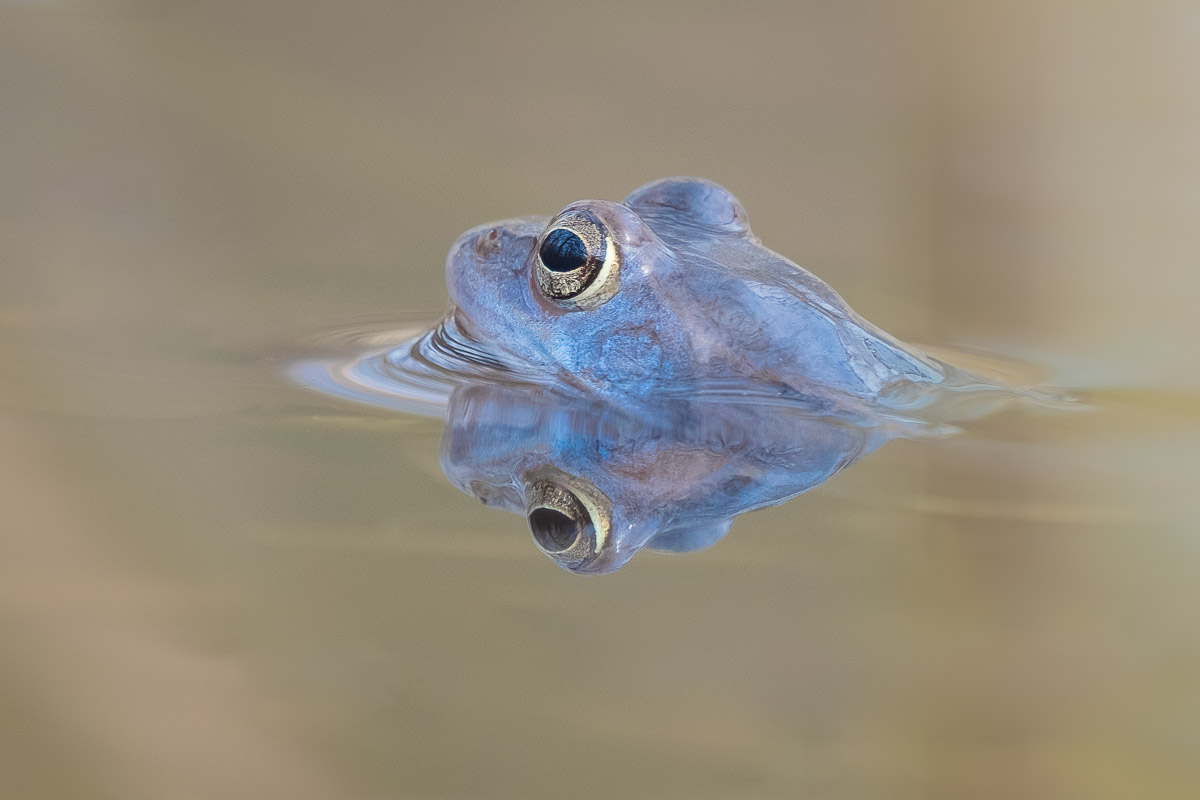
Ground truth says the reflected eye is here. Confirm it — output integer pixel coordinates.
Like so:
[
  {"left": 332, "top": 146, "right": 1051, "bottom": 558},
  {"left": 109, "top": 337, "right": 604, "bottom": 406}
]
[
  {"left": 528, "top": 496, "right": 591, "bottom": 553},
  {"left": 524, "top": 467, "right": 613, "bottom": 572},
  {"left": 533, "top": 210, "right": 621, "bottom": 309}
]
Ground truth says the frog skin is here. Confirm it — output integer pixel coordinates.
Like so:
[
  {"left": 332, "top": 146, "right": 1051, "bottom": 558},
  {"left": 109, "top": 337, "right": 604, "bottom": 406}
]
[
  {"left": 422, "top": 176, "right": 1017, "bottom": 417},
  {"left": 442, "top": 382, "right": 892, "bottom": 574}
]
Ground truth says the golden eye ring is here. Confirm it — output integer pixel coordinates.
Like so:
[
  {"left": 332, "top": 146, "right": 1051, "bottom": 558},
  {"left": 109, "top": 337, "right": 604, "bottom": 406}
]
[
  {"left": 524, "top": 466, "right": 613, "bottom": 571},
  {"left": 533, "top": 210, "right": 621, "bottom": 310}
]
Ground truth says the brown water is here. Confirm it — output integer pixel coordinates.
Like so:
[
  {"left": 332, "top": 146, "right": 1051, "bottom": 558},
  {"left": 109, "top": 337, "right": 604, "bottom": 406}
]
[{"left": 3, "top": 4, "right": 1200, "bottom": 799}]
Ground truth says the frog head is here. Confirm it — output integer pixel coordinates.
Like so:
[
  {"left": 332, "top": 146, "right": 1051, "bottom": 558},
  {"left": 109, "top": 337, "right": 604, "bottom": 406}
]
[{"left": 444, "top": 178, "right": 756, "bottom": 395}]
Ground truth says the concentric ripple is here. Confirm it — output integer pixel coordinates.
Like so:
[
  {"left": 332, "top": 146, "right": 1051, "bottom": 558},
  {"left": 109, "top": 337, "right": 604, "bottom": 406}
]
[{"left": 292, "top": 310, "right": 548, "bottom": 417}]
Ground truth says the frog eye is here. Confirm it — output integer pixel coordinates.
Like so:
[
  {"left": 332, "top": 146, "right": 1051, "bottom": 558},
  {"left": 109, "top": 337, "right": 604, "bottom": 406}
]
[
  {"left": 524, "top": 467, "right": 613, "bottom": 572},
  {"left": 533, "top": 210, "right": 621, "bottom": 310}
]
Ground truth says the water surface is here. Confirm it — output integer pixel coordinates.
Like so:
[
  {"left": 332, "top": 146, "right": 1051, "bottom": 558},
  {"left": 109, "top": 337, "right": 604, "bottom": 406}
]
[{"left": 3, "top": 4, "right": 1200, "bottom": 799}]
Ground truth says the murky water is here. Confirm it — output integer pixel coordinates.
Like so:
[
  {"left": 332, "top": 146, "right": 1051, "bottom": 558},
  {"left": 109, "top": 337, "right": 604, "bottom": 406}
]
[{"left": 3, "top": 4, "right": 1200, "bottom": 799}]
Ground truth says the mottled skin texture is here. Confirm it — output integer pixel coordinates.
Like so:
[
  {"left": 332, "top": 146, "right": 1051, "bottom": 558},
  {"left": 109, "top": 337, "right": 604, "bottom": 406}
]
[
  {"left": 442, "top": 383, "right": 888, "bottom": 574},
  {"left": 445, "top": 177, "right": 966, "bottom": 411}
]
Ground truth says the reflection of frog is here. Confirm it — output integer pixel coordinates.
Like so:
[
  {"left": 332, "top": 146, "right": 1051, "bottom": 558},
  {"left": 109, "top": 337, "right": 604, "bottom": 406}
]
[
  {"left": 442, "top": 383, "right": 891, "bottom": 574},
  {"left": 439, "top": 177, "right": 1009, "bottom": 413}
]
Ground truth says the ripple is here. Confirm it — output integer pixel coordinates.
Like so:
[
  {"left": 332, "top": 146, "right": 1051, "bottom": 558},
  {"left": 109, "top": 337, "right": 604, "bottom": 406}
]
[
  {"left": 292, "top": 312, "right": 547, "bottom": 417},
  {"left": 293, "top": 314, "right": 1080, "bottom": 431}
]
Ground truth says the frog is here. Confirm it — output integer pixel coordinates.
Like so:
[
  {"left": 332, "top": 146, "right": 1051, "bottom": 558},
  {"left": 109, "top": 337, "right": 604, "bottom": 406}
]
[
  {"left": 428, "top": 176, "right": 1028, "bottom": 417},
  {"left": 292, "top": 177, "right": 1067, "bottom": 573}
]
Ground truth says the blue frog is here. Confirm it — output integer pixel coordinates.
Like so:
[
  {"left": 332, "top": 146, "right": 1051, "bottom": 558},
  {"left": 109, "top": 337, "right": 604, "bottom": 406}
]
[
  {"left": 295, "top": 178, "right": 1068, "bottom": 573},
  {"left": 432, "top": 177, "right": 1022, "bottom": 416}
]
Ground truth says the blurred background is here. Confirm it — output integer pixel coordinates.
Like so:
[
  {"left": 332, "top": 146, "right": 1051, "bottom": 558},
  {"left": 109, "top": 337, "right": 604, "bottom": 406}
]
[{"left": 2, "top": 2, "right": 1199, "bottom": 798}]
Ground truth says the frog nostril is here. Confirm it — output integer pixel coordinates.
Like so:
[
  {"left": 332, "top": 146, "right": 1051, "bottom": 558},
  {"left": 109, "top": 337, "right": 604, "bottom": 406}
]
[
  {"left": 474, "top": 228, "right": 503, "bottom": 257},
  {"left": 539, "top": 228, "right": 588, "bottom": 272}
]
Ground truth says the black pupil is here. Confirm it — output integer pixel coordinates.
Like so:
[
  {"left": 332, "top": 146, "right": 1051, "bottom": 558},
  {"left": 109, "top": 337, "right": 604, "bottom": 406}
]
[
  {"left": 529, "top": 508, "right": 580, "bottom": 551},
  {"left": 539, "top": 228, "right": 589, "bottom": 272}
]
